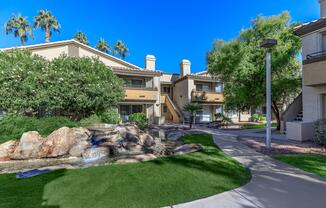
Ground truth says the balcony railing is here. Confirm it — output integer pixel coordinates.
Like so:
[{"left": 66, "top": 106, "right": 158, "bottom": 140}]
[
  {"left": 124, "top": 88, "right": 158, "bottom": 101},
  {"left": 306, "top": 50, "right": 326, "bottom": 60},
  {"left": 191, "top": 91, "right": 224, "bottom": 103}
]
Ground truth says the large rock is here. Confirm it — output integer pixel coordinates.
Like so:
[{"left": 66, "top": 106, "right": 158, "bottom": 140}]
[
  {"left": 11, "top": 131, "right": 43, "bottom": 159},
  {"left": 173, "top": 144, "right": 202, "bottom": 155},
  {"left": 115, "top": 154, "right": 157, "bottom": 164},
  {"left": 82, "top": 147, "right": 110, "bottom": 161},
  {"left": 139, "top": 133, "right": 155, "bottom": 147},
  {"left": 167, "top": 131, "right": 185, "bottom": 141},
  {"left": 115, "top": 125, "right": 139, "bottom": 142},
  {"left": 40, "top": 127, "right": 91, "bottom": 158},
  {"left": 0, "top": 140, "right": 18, "bottom": 159}
]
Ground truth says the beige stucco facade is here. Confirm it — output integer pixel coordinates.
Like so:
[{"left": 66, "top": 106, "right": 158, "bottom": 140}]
[{"left": 286, "top": 0, "right": 326, "bottom": 141}]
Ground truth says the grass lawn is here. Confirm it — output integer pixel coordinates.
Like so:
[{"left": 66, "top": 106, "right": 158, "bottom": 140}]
[
  {"left": 241, "top": 123, "right": 277, "bottom": 129},
  {"left": 274, "top": 154, "right": 326, "bottom": 178},
  {"left": 0, "top": 134, "right": 251, "bottom": 208}
]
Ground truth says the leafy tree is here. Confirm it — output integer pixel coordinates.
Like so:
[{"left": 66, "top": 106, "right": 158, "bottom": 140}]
[
  {"left": 0, "top": 50, "right": 124, "bottom": 119},
  {"left": 74, "top": 31, "right": 89, "bottom": 45},
  {"left": 96, "top": 38, "right": 111, "bottom": 53},
  {"left": 114, "top": 40, "right": 129, "bottom": 59},
  {"left": 4, "top": 15, "right": 33, "bottom": 46},
  {"left": 183, "top": 103, "right": 202, "bottom": 129},
  {"left": 207, "top": 12, "right": 301, "bottom": 130},
  {"left": 34, "top": 9, "right": 61, "bottom": 43}
]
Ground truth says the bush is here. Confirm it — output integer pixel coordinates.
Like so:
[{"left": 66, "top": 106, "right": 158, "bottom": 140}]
[
  {"left": 314, "top": 119, "right": 326, "bottom": 146},
  {"left": 251, "top": 114, "right": 266, "bottom": 122},
  {"left": 215, "top": 113, "right": 232, "bottom": 126},
  {"left": 98, "top": 110, "right": 121, "bottom": 124},
  {"left": 129, "top": 113, "right": 148, "bottom": 130},
  {"left": 0, "top": 50, "right": 124, "bottom": 119},
  {"left": 0, "top": 115, "right": 78, "bottom": 143},
  {"left": 79, "top": 114, "right": 102, "bottom": 127}
]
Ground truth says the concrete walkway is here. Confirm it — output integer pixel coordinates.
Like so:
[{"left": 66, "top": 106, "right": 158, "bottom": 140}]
[
  {"left": 172, "top": 130, "right": 326, "bottom": 208},
  {"left": 219, "top": 128, "right": 287, "bottom": 141}
]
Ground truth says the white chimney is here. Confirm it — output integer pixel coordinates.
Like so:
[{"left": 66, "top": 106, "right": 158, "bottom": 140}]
[
  {"left": 145, "top": 55, "right": 156, "bottom": 71},
  {"left": 320, "top": 0, "right": 326, "bottom": 18},
  {"left": 180, "top": 59, "right": 191, "bottom": 77}
]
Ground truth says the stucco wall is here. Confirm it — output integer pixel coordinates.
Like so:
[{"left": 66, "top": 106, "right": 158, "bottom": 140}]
[
  {"left": 78, "top": 47, "right": 127, "bottom": 68},
  {"left": 31, "top": 45, "right": 69, "bottom": 60},
  {"left": 173, "top": 78, "right": 189, "bottom": 109},
  {"left": 302, "top": 84, "right": 326, "bottom": 122}
]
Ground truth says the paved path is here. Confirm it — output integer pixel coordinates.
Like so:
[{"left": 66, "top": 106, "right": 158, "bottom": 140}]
[
  {"left": 172, "top": 129, "right": 326, "bottom": 208},
  {"left": 219, "top": 128, "right": 287, "bottom": 141}
]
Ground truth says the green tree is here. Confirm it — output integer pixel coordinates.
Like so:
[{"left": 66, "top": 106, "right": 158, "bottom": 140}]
[
  {"left": 114, "top": 40, "right": 129, "bottom": 59},
  {"left": 4, "top": 15, "right": 33, "bottom": 46},
  {"left": 96, "top": 38, "right": 111, "bottom": 53},
  {"left": 183, "top": 103, "right": 202, "bottom": 129},
  {"left": 34, "top": 9, "right": 61, "bottom": 43},
  {"left": 207, "top": 12, "right": 302, "bottom": 130},
  {"left": 74, "top": 31, "right": 89, "bottom": 45},
  {"left": 0, "top": 50, "right": 124, "bottom": 119}
]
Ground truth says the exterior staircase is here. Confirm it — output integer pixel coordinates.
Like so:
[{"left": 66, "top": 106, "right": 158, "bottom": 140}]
[
  {"left": 294, "top": 111, "right": 303, "bottom": 122},
  {"left": 280, "top": 92, "right": 303, "bottom": 132},
  {"left": 161, "top": 94, "right": 182, "bottom": 123}
]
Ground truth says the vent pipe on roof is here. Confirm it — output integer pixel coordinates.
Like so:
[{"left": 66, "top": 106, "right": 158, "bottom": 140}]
[
  {"left": 145, "top": 55, "right": 156, "bottom": 71},
  {"left": 320, "top": 0, "right": 326, "bottom": 18},
  {"left": 180, "top": 59, "right": 191, "bottom": 77}
]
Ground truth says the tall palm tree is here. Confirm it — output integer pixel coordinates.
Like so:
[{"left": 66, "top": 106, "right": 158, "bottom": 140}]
[
  {"left": 74, "top": 31, "right": 89, "bottom": 45},
  {"left": 34, "top": 9, "right": 60, "bottom": 43},
  {"left": 4, "top": 15, "right": 33, "bottom": 46},
  {"left": 96, "top": 38, "right": 110, "bottom": 53},
  {"left": 114, "top": 40, "right": 129, "bottom": 59},
  {"left": 183, "top": 102, "right": 202, "bottom": 129}
]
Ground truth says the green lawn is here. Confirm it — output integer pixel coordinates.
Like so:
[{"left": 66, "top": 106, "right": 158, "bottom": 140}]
[
  {"left": 241, "top": 123, "right": 277, "bottom": 129},
  {"left": 274, "top": 154, "right": 326, "bottom": 178},
  {"left": 0, "top": 134, "right": 251, "bottom": 208}
]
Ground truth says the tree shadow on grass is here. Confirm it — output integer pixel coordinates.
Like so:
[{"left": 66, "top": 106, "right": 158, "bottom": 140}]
[
  {"left": 0, "top": 169, "right": 66, "bottom": 208},
  {"left": 149, "top": 146, "right": 251, "bottom": 187}
]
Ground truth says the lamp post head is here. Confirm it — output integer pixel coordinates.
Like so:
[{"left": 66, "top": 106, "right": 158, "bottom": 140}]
[{"left": 260, "top": 39, "right": 278, "bottom": 49}]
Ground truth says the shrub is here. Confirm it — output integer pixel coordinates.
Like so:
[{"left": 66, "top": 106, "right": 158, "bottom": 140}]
[
  {"left": 314, "top": 119, "right": 326, "bottom": 146},
  {"left": 0, "top": 115, "right": 78, "bottom": 143},
  {"left": 215, "top": 113, "right": 232, "bottom": 126},
  {"left": 79, "top": 114, "right": 102, "bottom": 127},
  {"left": 251, "top": 114, "right": 266, "bottom": 122},
  {"left": 129, "top": 113, "right": 148, "bottom": 130},
  {"left": 98, "top": 110, "right": 121, "bottom": 124},
  {"left": 0, "top": 50, "right": 124, "bottom": 119}
]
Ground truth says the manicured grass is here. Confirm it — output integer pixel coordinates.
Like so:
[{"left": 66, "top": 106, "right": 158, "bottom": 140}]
[
  {"left": 0, "top": 134, "right": 251, "bottom": 208},
  {"left": 274, "top": 154, "right": 326, "bottom": 178},
  {"left": 0, "top": 116, "right": 78, "bottom": 143},
  {"left": 241, "top": 123, "right": 277, "bottom": 129}
]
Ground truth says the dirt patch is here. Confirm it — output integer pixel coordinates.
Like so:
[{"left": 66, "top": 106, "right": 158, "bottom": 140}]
[{"left": 238, "top": 137, "right": 326, "bottom": 156}]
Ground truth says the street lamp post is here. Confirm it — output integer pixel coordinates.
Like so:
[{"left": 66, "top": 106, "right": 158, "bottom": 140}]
[{"left": 260, "top": 39, "right": 277, "bottom": 149}]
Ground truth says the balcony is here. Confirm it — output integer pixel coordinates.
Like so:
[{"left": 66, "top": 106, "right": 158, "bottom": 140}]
[
  {"left": 304, "top": 50, "right": 326, "bottom": 65},
  {"left": 191, "top": 91, "right": 224, "bottom": 103},
  {"left": 303, "top": 59, "right": 326, "bottom": 86},
  {"left": 124, "top": 88, "right": 158, "bottom": 101}
]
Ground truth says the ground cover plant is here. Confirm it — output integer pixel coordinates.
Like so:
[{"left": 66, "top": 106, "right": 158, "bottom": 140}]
[{"left": 0, "top": 134, "right": 251, "bottom": 208}]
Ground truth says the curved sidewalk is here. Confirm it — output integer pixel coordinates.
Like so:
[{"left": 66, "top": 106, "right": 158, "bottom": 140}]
[{"left": 172, "top": 130, "right": 326, "bottom": 208}]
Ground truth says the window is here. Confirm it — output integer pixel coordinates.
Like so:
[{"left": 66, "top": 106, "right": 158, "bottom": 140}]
[
  {"left": 216, "top": 105, "right": 224, "bottom": 114},
  {"left": 322, "top": 33, "right": 326, "bottom": 51},
  {"left": 196, "top": 83, "right": 210, "bottom": 92},
  {"left": 124, "top": 78, "right": 144, "bottom": 88},
  {"left": 132, "top": 105, "right": 143, "bottom": 113},
  {"left": 215, "top": 83, "right": 223, "bottom": 93},
  {"left": 163, "top": 106, "right": 168, "bottom": 113}
]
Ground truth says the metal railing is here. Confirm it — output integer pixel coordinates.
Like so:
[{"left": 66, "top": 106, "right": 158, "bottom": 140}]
[{"left": 306, "top": 50, "right": 326, "bottom": 60}]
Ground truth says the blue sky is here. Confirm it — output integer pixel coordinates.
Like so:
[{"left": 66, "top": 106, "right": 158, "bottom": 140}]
[{"left": 0, "top": 0, "right": 320, "bottom": 73}]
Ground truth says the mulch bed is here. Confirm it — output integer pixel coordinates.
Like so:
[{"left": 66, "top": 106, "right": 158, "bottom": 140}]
[{"left": 238, "top": 137, "right": 326, "bottom": 156}]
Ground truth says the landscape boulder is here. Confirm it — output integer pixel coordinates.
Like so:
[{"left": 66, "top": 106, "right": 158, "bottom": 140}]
[
  {"left": 39, "top": 127, "right": 91, "bottom": 158},
  {"left": 11, "top": 131, "right": 43, "bottom": 159},
  {"left": 173, "top": 144, "right": 202, "bottom": 155},
  {"left": 0, "top": 140, "right": 18, "bottom": 159}
]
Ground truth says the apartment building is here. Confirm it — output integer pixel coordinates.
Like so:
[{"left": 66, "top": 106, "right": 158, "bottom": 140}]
[
  {"left": 284, "top": 0, "right": 326, "bottom": 141},
  {"left": 1, "top": 39, "right": 224, "bottom": 124}
]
